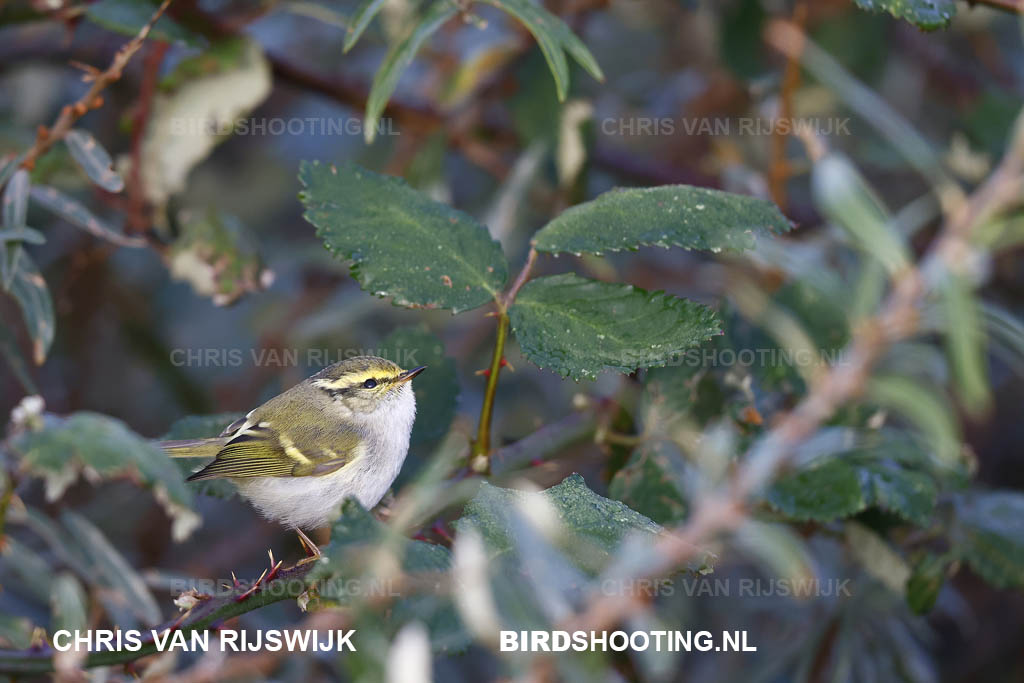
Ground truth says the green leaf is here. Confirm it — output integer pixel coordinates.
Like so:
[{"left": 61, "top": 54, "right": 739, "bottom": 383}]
[
  {"left": 867, "top": 375, "right": 961, "bottom": 467},
  {"left": 906, "top": 552, "right": 950, "bottom": 614},
  {"left": 299, "top": 161, "right": 508, "bottom": 313},
  {"left": 508, "top": 273, "right": 720, "bottom": 380},
  {"left": 533, "top": 185, "right": 791, "bottom": 256},
  {"left": 30, "top": 185, "right": 145, "bottom": 248},
  {"left": 812, "top": 153, "right": 909, "bottom": 275},
  {"left": 344, "top": 0, "right": 387, "bottom": 52},
  {"left": 0, "top": 227, "right": 45, "bottom": 245},
  {"left": 480, "top": 0, "right": 604, "bottom": 100},
  {"left": 162, "top": 413, "right": 244, "bottom": 500},
  {"left": 455, "top": 473, "right": 714, "bottom": 575},
  {"left": 939, "top": 272, "right": 990, "bottom": 415},
  {"left": 852, "top": 0, "right": 955, "bottom": 31},
  {"left": 0, "top": 613, "right": 34, "bottom": 650},
  {"left": 6, "top": 252, "right": 54, "bottom": 365},
  {"left": 167, "top": 209, "right": 272, "bottom": 306},
  {"left": 60, "top": 511, "right": 163, "bottom": 626},
  {"left": 951, "top": 491, "right": 1024, "bottom": 589},
  {"left": 608, "top": 443, "right": 688, "bottom": 525},
  {"left": 50, "top": 573, "right": 89, "bottom": 635},
  {"left": 1, "top": 167, "right": 30, "bottom": 289},
  {"left": 378, "top": 326, "right": 458, "bottom": 446},
  {"left": 364, "top": 1, "right": 458, "bottom": 143},
  {"left": 11, "top": 412, "right": 199, "bottom": 541},
  {"left": 64, "top": 130, "right": 125, "bottom": 193},
  {"left": 765, "top": 441, "right": 938, "bottom": 525},
  {"left": 85, "top": 0, "right": 202, "bottom": 45}
]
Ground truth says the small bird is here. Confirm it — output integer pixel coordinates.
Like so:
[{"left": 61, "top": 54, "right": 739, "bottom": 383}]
[{"left": 161, "top": 356, "right": 425, "bottom": 556}]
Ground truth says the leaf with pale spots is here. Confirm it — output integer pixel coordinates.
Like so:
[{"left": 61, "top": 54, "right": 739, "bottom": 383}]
[
  {"left": 533, "top": 185, "right": 791, "bottom": 256},
  {"left": 64, "top": 130, "right": 125, "bottom": 193},
  {"left": 10, "top": 412, "right": 199, "bottom": 541},
  {"left": 300, "top": 161, "right": 508, "bottom": 313},
  {"left": 853, "top": 0, "right": 955, "bottom": 31},
  {"left": 508, "top": 273, "right": 720, "bottom": 380}
]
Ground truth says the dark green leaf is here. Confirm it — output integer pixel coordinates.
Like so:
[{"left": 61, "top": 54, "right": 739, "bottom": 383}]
[
  {"left": 364, "top": 1, "right": 458, "bottom": 143},
  {"left": 85, "top": 0, "right": 202, "bottom": 45},
  {"left": 2, "top": 168, "right": 30, "bottom": 289},
  {"left": 50, "top": 573, "right": 89, "bottom": 634},
  {"left": 766, "top": 441, "right": 939, "bottom": 525},
  {"left": 11, "top": 411, "right": 199, "bottom": 540},
  {"left": 906, "top": 552, "right": 950, "bottom": 614},
  {"left": 455, "top": 473, "right": 714, "bottom": 575},
  {"left": 30, "top": 185, "right": 145, "bottom": 248},
  {"left": 852, "top": 0, "right": 955, "bottom": 31},
  {"left": 64, "top": 130, "right": 125, "bottom": 193},
  {"left": 608, "top": 443, "right": 688, "bottom": 525},
  {"left": 480, "top": 0, "right": 603, "bottom": 100},
  {"left": 7, "top": 252, "right": 54, "bottom": 365},
  {"left": 952, "top": 491, "right": 1024, "bottom": 589},
  {"left": 300, "top": 161, "right": 508, "bottom": 313},
  {"left": 379, "top": 326, "right": 458, "bottom": 446},
  {"left": 60, "top": 511, "right": 163, "bottom": 625},
  {"left": 508, "top": 273, "right": 720, "bottom": 380},
  {"left": 344, "top": 0, "right": 387, "bottom": 52},
  {"left": 534, "top": 185, "right": 791, "bottom": 256}
]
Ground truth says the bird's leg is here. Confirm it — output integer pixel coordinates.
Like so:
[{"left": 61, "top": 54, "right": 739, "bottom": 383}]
[{"left": 295, "top": 528, "right": 322, "bottom": 565}]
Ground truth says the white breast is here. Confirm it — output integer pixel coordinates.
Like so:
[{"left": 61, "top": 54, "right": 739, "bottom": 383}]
[{"left": 234, "top": 384, "right": 417, "bottom": 530}]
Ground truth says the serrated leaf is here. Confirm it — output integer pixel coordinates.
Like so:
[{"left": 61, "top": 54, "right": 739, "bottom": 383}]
[
  {"left": 455, "top": 473, "right": 714, "bottom": 575},
  {"left": 508, "top": 273, "right": 720, "bottom": 380},
  {"left": 534, "top": 185, "right": 791, "bottom": 256},
  {"left": 608, "top": 442, "right": 688, "bottom": 525},
  {"left": 85, "top": 0, "right": 202, "bottom": 45},
  {"left": 300, "top": 161, "right": 508, "bottom": 313},
  {"left": 50, "top": 573, "right": 88, "bottom": 634},
  {"left": 766, "top": 441, "right": 938, "bottom": 525},
  {"left": 379, "top": 326, "right": 458, "bottom": 446},
  {"left": 7, "top": 252, "right": 54, "bottom": 365},
  {"left": 162, "top": 413, "right": 244, "bottom": 500},
  {"left": 60, "top": 511, "right": 163, "bottom": 626},
  {"left": 30, "top": 185, "right": 145, "bottom": 248},
  {"left": 951, "top": 491, "right": 1024, "bottom": 589},
  {"left": 364, "top": 1, "right": 458, "bottom": 143},
  {"left": 64, "top": 130, "right": 125, "bottom": 193},
  {"left": 168, "top": 208, "right": 271, "bottom": 306},
  {"left": 2, "top": 167, "right": 30, "bottom": 289},
  {"left": 11, "top": 412, "right": 199, "bottom": 541},
  {"left": 344, "top": 0, "right": 388, "bottom": 52},
  {"left": 852, "top": 0, "right": 955, "bottom": 31},
  {"left": 906, "top": 552, "right": 950, "bottom": 614}
]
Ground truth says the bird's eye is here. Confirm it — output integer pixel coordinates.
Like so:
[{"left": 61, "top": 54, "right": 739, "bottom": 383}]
[{"left": 362, "top": 379, "right": 378, "bottom": 389}]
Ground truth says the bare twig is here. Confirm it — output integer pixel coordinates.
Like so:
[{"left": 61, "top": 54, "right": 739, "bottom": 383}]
[{"left": 19, "top": 0, "right": 175, "bottom": 171}]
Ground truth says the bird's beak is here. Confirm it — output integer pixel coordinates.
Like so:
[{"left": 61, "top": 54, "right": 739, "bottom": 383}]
[{"left": 397, "top": 366, "right": 427, "bottom": 383}]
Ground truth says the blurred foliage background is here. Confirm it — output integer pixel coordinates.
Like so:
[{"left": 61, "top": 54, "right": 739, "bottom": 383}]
[{"left": 1, "top": 0, "right": 1024, "bottom": 680}]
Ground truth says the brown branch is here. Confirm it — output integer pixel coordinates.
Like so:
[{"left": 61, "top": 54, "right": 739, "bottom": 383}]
[
  {"left": 126, "top": 40, "right": 169, "bottom": 234},
  {"left": 768, "top": 0, "right": 808, "bottom": 210},
  {"left": 19, "top": 0, "right": 175, "bottom": 171},
  {"left": 551, "top": 83, "right": 1024, "bottom": 644},
  {"left": 968, "top": 0, "right": 1024, "bottom": 14}
]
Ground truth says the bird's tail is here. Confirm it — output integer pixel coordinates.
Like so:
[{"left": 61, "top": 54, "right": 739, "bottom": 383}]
[{"left": 159, "top": 438, "right": 227, "bottom": 460}]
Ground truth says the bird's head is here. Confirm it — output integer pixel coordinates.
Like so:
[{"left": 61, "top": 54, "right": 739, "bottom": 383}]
[{"left": 310, "top": 356, "right": 426, "bottom": 415}]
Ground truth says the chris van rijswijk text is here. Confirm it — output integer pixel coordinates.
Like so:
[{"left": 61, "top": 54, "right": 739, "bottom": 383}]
[{"left": 52, "top": 629, "right": 357, "bottom": 653}]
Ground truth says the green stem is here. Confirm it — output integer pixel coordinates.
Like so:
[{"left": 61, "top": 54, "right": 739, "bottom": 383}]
[
  {"left": 470, "top": 247, "right": 538, "bottom": 471},
  {"left": 471, "top": 312, "right": 508, "bottom": 470}
]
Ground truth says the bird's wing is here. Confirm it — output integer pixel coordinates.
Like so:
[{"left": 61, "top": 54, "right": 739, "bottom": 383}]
[{"left": 186, "top": 417, "right": 361, "bottom": 481}]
